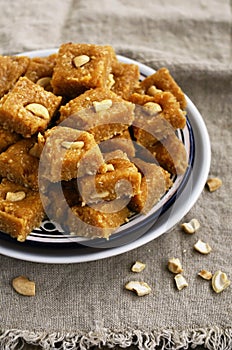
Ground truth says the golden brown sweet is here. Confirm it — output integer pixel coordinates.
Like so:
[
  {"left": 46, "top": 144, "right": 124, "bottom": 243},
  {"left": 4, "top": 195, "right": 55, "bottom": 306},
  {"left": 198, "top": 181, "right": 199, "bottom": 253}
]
[
  {"left": 39, "top": 126, "right": 104, "bottom": 182},
  {"left": 129, "top": 91, "right": 186, "bottom": 130},
  {"left": 132, "top": 104, "right": 176, "bottom": 148},
  {"left": 78, "top": 156, "right": 142, "bottom": 204},
  {"left": 0, "top": 77, "right": 62, "bottom": 138},
  {"left": 0, "top": 55, "right": 30, "bottom": 98},
  {"left": 0, "top": 126, "right": 21, "bottom": 153},
  {"left": 51, "top": 43, "right": 116, "bottom": 98},
  {"left": 25, "top": 54, "right": 57, "bottom": 90},
  {"left": 99, "top": 129, "right": 135, "bottom": 158},
  {"left": 59, "top": 87, "right": 135, "bottom": 143},
  {"left": 110, "top": 60, "right": 140, "bottom": 99},
  {"left": 140, "top": 67, "right": 187, "bottom": 110},
  {"left": 148, "top": 134, "right": 188, "bottom": 175},
  {"left": 128, "top": 158, "right": 172, "bottom": 213},
  {"left": 0, "top": 138, "right": 39, "bottom": 190},
  {"left": 0, "top": 42, "right": 190, "bottom": 242},
  {"left": 68, "top": 203, "right": 131, "bottom": 239},
  {"left": 0, "top": 178, "right": 45, "bottom": 241}
]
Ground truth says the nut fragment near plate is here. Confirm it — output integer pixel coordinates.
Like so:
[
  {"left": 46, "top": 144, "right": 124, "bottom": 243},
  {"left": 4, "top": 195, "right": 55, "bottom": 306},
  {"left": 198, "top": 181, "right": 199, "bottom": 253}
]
[{"left": 0, "top": 49, "right": 211, "bottom": 263}]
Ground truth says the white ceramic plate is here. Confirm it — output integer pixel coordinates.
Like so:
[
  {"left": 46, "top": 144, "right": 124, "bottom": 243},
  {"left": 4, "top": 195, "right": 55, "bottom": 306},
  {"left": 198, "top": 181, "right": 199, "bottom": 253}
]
[{"left": 0, "top": 50, "right": 211, "bottom": 263}]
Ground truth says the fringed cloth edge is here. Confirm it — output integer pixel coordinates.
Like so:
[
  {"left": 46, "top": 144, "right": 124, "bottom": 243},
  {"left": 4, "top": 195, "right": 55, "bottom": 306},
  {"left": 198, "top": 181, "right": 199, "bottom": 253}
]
[{"left": 0, "top": 324, "right": 232, "bottom": 350}]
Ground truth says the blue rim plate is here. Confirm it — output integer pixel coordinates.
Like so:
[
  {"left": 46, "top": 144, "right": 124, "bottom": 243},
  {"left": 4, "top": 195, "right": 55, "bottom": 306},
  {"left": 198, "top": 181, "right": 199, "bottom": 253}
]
[{"left": 0, "top": 50, "right": 210, "bottom": 262}]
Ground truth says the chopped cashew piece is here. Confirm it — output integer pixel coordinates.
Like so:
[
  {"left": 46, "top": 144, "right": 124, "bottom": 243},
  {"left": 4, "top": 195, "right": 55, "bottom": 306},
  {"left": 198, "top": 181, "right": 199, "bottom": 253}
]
[
  {"left": 36, "top": 77, "right": 52, "bottom": 89},
  {"left": 25, "top": 103, "right": 50, "bottom": 120},
  {"left": 12, "top": 276, "right": 36, "bottom": 296},
  {"left": 206, "top": 177, "right": 222, "bottom": 192},
  {"left": 61, "top": 141, "right": 85, "bottom": 149},
  {"left": 107, "top": 73, "right": 115, "bottom": 89},
  {"left": 212, "top": 270, "right": 230, "bottom": 293},
  {"left": 168, "top": 258, "right": 183, "bottom": 274},
  {"left": 174, "top": 274, "right": 188, "bottom": 290},
  {"left": 6, "top": 191, "right": 26, "bottom": 202},
  {"left": 147, "top": 85, "right": 163, "bottom": 96},
  {"left": 73, "top": 55, "right": 90, "bottom": 68},
  {"left": 131, "top": 261, "right": 146, "bottom": 273},
  {"left": 181, "top": 218, "right": 200, "bottom": 234},
  {"left": 198, "top": 270, "right": 213, "bottom": 280},
  {"left": 194, "top": 239, "right": 212, "bottom": 254},
  {"left": 90, "top": 190, "right": 110, "bottom": 199},
  {"left": 93, "top": 99, "right": 113, "bottom": 112},
  {"left": 143, "top": 102, "right": 162, "bottom": 115},
  {"left": 125, "top": 281, "right": 151, "bottom": 296},
  {"left": 105, "top": 163, "right": 115, "bottom": 172}
]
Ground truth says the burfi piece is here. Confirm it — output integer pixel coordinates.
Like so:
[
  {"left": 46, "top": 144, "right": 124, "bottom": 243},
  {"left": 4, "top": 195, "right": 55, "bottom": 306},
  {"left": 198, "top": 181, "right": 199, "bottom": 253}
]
[
  {"left": 0, "top": 55, "right": 30, "bottom": 98},
  {"left": 129, "top": 91, "right": 186, "bottom": 130},
  {"left": 78, "top": 156, "right": 141, "bottom": 204},
  {"left": 110, "top": 60, "right": 140, "bottom": 99},
  {"left": 140, "top": 67, "right": 187, "bottom": 110},
  {"left": 39, "top": 126, "right": 104, "bottom": 182},
  {"left": 25, "top": 54, "right": 57, "bottom": 90},
  {"left": 0, "top": 126, "right": 21, "bottom": 153},
  {"left": 0, "top": 179, "right": 45, "bottom": 241},
  {"left": 51, "top": 43, "right": 116, "bottom": 97},
  {"left": 133, "top": 105, "right": 175, "bottom": 148},
  {"left": 0, "top": 138, "right": 39, "bottom": 190},
  {"left": 67, "top": 203, "right": 131, "bottom": 239},
  {"left": 59, "top": 88, "right": 135, "bottom": 143},
  {"left": 0, "top": 77, "right": 62, "bottom": 138},
  {"left": 148, "top": 134, "right": 188, "bottom": 175},
  {"left": 99, "top": 129, "right": 135, "bottom": 158},
  {"left": 40, "top": 179, "right": 82, "bottom": 223},
  {"left": 129, "top": 158, "right": 172, "bottom": 214}
]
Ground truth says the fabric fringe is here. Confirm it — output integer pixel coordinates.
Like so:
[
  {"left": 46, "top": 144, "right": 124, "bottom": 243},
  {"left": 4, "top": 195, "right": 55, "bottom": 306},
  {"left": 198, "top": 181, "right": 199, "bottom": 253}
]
[{"left": 0, "top": 323, "right": 232, "bottom": 350}]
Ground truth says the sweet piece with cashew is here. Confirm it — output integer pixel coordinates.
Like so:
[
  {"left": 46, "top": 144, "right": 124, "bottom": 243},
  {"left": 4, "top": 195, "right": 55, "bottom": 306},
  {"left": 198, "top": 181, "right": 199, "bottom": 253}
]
[{"left": 0, "top": 77, "right": 61, "bottom": 138}]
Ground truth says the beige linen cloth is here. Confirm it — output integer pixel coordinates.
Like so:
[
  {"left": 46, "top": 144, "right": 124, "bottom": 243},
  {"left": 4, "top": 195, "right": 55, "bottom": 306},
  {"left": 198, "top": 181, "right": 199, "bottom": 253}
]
[{"left": 0, "top": 0, "right": 231, "bottom": 349}]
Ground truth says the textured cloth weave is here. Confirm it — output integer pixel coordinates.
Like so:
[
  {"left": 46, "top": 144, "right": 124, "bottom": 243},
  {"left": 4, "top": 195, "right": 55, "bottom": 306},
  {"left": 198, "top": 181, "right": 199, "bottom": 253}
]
[{"left": 0, "top": 1, "right": 231, "bottom": 349}]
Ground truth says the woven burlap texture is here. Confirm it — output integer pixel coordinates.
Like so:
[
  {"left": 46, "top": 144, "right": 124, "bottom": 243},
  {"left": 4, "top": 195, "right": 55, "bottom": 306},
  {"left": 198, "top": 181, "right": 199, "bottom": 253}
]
[{"left": 0, "top": 0, "right": 231, "bottom": 349}]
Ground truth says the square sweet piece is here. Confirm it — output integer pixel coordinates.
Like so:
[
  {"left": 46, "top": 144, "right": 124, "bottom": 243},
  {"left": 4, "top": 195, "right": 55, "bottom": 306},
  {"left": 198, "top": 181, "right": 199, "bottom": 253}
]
[
  {"left": 0, "top": 77, "right": 62, "bottom": 137},
  {"left": 147, "top": 134, "right": 188, "bottom": 175},
  {"left": 25, "top": 53, "right": 57, "bottom": 90},
  {"left": 51, "top": 43, "right": 116, "bottom": 98},
  {"left": 0, "top": 178, "right": 45, "bottom": 241},
  {"left": 0, "top": 138, "right": 39, "bottom": 190},
  {"left": 140, "top": 67, "right": 187, "bottom": 110},
  {"left": 68, "top": 203, "right": 131, "bottom": 239},
  {"left": 110, "top": 60, "right": 140, "bottom": 99},
  {"left": 39, "top": 126, "right": 104, "bottom": 182},
  {"left": 0, "top": 126, "right": 21, "bottom": 153},
  {"left": 99, "top": 129, "right": 135, "bottom": 158},
  {"left": 40, "top": 179, "right": 82, "bottom": 224},
  {"left": 132, "top": 104, "right": 176, "bottom": 148},
  {"left": 78, "top": 155, "right": 142, "bottom": 204},
  {"left": 129, "top": 91, "right": 186, "bottom": 130},
  {"left": 128, "top": 158, "right": 172, "bottom": 214},
  {"left": 0, "top": 55, "right": 30, "bottom": 98},
  {"left": 59, "top": 88, "right": 135, "bottom": 143}
]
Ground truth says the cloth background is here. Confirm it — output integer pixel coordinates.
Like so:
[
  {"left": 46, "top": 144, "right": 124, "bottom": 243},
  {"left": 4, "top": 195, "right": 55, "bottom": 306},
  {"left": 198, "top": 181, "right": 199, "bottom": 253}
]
[{"left": 0, "top": 0, "right": 231, "bottom": 349}]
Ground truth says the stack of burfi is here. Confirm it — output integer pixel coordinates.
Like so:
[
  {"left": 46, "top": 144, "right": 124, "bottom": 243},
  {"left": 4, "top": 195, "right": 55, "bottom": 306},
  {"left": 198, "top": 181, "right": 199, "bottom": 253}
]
[{"left": 0, "top": 42, "right": 188, "bottom": 241}]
